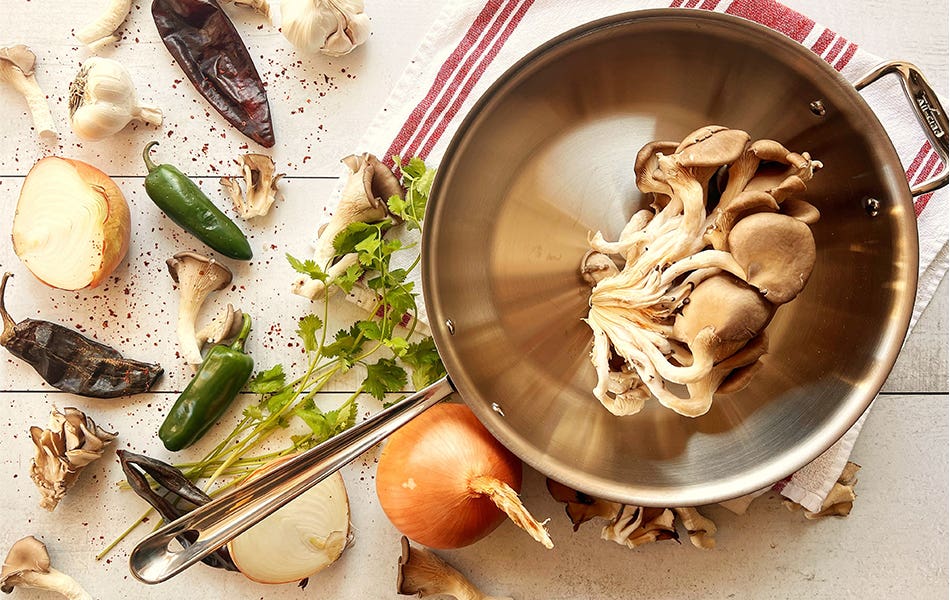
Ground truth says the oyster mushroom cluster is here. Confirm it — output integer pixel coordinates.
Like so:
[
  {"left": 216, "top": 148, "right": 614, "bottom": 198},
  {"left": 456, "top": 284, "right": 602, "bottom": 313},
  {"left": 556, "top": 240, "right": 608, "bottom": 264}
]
[{"left": 583, "top": 126, "right": 822, "bottom": 418}]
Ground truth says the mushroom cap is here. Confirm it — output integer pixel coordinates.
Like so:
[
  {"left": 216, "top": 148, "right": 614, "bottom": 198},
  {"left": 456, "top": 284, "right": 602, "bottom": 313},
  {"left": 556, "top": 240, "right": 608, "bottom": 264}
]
[
  {"left": 165, "top": 252, "right": 233, "bottom": 290},
  {"left": 728, "top": 212, "right": 817, "bottom": 304},
  {"left": 634, "top": 140, "right": 678, "bottom": 195},
  {"left": 673, "top": 126, "right": 750, "bottom": 169},
  {"left": 1, "top": 536, "right": 50, "bottom": 592},
  {"left": 672, "top": 273, "right": 775, "bottom": 361},
  {"left": 366, "top": 153, "right": 404, "bottom": 204},
  {"left": 0, "top": 45, "right": 36, "bottom": 76},
  {"left": 780, "top": 197, "right": 821, "bottom": 224}
]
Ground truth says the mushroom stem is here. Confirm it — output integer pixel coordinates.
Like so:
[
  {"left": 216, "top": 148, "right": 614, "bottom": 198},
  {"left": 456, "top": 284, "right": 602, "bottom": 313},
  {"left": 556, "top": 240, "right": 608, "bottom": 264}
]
[
  {"left": 6, "top": 569, "right": 92, "bottom": 600},
  {"left": 0, "top": 46, "right": 56, "bottom": 137}
]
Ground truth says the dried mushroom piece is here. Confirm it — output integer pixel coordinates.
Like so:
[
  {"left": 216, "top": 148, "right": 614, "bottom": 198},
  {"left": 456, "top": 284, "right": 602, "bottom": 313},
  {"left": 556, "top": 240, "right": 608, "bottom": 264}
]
[
  {"left": 220, "top": 154, "right": 285, "bottom": 219},
  {"left": 397, "top": 536, "right": 512, "bottom": 600},
  {"left": 0, "top": 536, "right": 92, "bottom": 599},
  {"left": 29, "top": 407, "right": 116, "bottom": 511},
  {"left": 673, "top": 507, "right": 717, "bottom": 549},
  {"left": 785, "top": 461, "right": 861, "bottom": 519},
  {"left": 584, "top": 126, "right": 823, "bottom": 417},
  {"left": 547, "top": 479, "right": 719, "bottom": 549},
  {"left": 602, "top": 506, "right": 678, "bottom": 548},
  {"left": 548, "top": 479, "right": 684, "bottom": 548}
]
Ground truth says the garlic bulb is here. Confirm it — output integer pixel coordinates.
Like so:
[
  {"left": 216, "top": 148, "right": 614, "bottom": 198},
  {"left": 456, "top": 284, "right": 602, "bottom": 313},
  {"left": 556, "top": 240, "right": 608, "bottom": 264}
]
[
  {"left": 68, "top": 57, "right": 162, "bottom": 141},
  {"left": 278, "top": 0, "right": 370, "bottom": 56}
]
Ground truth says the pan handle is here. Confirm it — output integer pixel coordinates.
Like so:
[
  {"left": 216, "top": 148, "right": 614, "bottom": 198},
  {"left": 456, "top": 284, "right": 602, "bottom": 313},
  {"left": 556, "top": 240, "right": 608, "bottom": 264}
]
[
  {"left": 854, "top": 61, "right": 948, "bottom": 196},
  {"left": 128, "top": 376, "right": 456, "bottom": 584}
]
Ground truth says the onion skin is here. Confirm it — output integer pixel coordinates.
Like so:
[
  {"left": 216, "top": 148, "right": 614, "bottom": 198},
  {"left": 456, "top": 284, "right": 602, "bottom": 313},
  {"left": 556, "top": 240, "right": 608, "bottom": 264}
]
[
  {"left": 13, "top": 157, "right": 130, "bottom": 289},
  {"left": 376, "top": 403, "right": 523, "bottom": 549}
]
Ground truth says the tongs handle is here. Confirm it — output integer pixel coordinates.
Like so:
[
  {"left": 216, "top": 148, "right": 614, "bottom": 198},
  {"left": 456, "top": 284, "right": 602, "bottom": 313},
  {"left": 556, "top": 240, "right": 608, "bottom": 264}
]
[
  {"left": 854, "top": 61, "right": 948, "bottom": 196},
  {"left": 128, "top": 376, "right": 455, "bottom": 584}
]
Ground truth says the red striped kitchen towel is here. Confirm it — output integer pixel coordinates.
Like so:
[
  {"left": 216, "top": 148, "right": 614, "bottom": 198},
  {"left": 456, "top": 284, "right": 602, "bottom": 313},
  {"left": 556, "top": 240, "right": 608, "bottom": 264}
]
[{"left": 351, "top": 0, "right": 948, "bottom": 512}]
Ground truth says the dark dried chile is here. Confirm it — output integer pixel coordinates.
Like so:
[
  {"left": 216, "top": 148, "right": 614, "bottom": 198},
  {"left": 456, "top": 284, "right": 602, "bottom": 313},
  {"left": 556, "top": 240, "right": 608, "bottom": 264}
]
[
  {"left": 0, "top": 273, "right": 163, "bottom": 398},
  {"left": 118, "top": 450, "right": 238, "bottom": 571},
  {"left": 152, "top": 0, "right": 275, "bottom": 147}
]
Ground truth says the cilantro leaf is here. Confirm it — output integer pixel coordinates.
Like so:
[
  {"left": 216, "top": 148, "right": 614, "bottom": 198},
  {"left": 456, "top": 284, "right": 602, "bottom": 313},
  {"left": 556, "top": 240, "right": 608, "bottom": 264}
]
[
  {"left": 402, "top": 337, "right": 447, "bottom": 389},
  {"left": 385, "top": 336, "right": 410, "bottom": 357},
  {"left": 382, "top": 282, "right": 416, "bottom": 316},
  {"left": 248, "top": 364, "right": 286, "bottom": 394},
  {"left": 294, "top": 398, "right": 358, "bottom": 444},
  {"left": 334, "top": 263, "right": 363, "bottom": 293},
  {"left": 265, "top": 386, "right": 297, "bottom": 415},
  {"left": 356, "top": 320, "right": 383, "bottom": 341},
  {"left": 391, "top": 156, "right": 436, "bottom": 228},
  {"left": 287, "top": 253, "right": 327, "bottom": 282},
  {"left": 296, "top": 314, "right": 324, "bottom": 352},
  {"left": 321, "top": 324, "right": 367, "bottom": 367},
  {"left": 242, "top": 404, "right": 263, "bottom": 421},
  {"left": 333, "top": 222, "right": 379, "bottom": 256},
  {"left": 363, "top": 357, "right": 408, "bottom": 400}
]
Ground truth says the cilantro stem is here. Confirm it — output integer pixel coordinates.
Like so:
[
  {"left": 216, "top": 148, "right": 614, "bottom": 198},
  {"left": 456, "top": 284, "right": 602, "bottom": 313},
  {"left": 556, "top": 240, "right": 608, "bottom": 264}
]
[{"left": 96, "top": 507, "right": 152, "bottom": 560}]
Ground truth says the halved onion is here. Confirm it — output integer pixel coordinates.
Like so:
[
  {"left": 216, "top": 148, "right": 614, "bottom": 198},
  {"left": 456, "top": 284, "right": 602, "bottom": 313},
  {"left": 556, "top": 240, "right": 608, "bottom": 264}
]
[
  {"left": 228, "top": 456, "right": 351, "bottom": 585},
  {"left": 13, "top": 156, "right": 130, "bottom": 290}
]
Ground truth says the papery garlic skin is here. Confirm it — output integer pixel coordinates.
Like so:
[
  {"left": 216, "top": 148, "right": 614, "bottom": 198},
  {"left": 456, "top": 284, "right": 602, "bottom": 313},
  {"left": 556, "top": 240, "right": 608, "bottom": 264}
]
[
  {"left": 68, "top": 57, "right": 163, "bottom": 141},
  {"left": 278, "top": 0, "right": 370, "bottom": 56}
]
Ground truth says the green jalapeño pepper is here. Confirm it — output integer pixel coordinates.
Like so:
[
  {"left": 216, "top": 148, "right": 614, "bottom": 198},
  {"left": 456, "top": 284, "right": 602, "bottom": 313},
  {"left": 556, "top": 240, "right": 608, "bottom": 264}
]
[
  {"left": 143, "top": 142, "right": 253, "bottom": 260},
  {"left": 159, "top": 313, "right": 254, "bottom": 451}
]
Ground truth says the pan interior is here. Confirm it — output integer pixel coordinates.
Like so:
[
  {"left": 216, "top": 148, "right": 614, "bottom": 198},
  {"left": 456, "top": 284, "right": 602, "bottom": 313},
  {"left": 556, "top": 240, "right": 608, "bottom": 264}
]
[{"left": 423, "top": 11, "right": 916, "bottom": 506}]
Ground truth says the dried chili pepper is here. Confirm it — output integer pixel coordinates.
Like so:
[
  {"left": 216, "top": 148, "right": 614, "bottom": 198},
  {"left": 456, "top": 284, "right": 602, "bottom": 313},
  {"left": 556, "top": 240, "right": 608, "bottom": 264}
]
[
  {"left": 0, "top": 273, "right": 163, "bottom": 398},
  {"left": 152, "top": 0, "right": 275, "bottom": 147},
  {"left": 118, "top": 450, "right": 238, "bottom": 571}
]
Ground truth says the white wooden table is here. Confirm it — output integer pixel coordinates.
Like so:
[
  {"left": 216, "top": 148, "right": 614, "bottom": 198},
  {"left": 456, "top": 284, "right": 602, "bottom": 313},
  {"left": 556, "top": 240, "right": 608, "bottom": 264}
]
[{"left": 0, "top": 1, "right": 946, "bottom": 598}]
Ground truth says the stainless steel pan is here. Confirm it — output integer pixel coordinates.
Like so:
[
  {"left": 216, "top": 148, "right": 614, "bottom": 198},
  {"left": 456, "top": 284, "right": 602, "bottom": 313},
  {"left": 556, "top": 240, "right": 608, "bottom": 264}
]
[{"left": 130, "top": 9, "right": 947, "bottom": 583}]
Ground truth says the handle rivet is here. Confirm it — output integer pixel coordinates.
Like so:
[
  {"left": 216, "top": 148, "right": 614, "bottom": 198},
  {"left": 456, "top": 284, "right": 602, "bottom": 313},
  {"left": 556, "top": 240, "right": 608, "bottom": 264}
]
[
  {"left": 864, "top": 197, "right": 881, "bottom": 217},
  {"left": 809, "top": 100, "right": 826, "bottom": 116},
  {"left": 445, "top": 319, "right": 456, "bottom": 335}
]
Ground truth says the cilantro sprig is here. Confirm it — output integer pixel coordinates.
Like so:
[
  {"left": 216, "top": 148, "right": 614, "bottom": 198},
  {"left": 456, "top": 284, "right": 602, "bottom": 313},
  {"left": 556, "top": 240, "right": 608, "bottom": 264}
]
[{"left": 170, "top": 156, "right": 444, "bottom": 489}]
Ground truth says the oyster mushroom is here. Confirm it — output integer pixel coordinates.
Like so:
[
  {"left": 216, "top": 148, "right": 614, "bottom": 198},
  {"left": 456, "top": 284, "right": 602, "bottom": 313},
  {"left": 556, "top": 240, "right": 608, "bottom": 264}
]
[
  {"left": 220, "top": 154, "right": 285, "bottom": 219},
  {"left": 29, "top": 407, "right": 117, "bottom": 511},
  {"left": 583, "top": 127, "right": 821, "bottom": 417},
  {"left": 397, "top": 536, "right": 511, "bottom": 600},
  {"left": 0, "top": 536, "right": 91, "bottom": 599},
  {"left": 0, "top": 45, "right": 56, "bottom": 137},
  {"left": 728, "top": 212, "right": 817, "bottom": 305},
  {"left": 166, "top": 252, "right": 234, "bottom": 365},
  {"left": 292, "top": 153, "right": 400, "bottom": 300}
]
